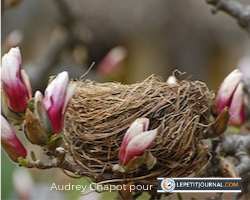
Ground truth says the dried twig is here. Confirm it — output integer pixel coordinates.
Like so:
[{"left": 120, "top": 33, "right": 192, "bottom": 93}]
[
  {"left": 206, "top": 0, "right": 250, "bottom": 33},
  {"left": 220, "top": 134, "right": 250, "bottom": 176}
]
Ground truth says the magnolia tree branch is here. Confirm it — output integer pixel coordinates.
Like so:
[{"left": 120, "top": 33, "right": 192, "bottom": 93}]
[
  {"left": 206, "top": 0, "right": 250, "bottom": 34},
  {"left": 220, "top": 134, "right": 250, "bottom": 176},
  {"left": 26, "top": 159, "right": 92, "bottom": 176}
]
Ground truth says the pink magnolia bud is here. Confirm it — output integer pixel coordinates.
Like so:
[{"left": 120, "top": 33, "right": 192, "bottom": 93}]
[
  {"left": 1, "top": 47, "right": 32, "bottom": 112},
  {"left": 118, "top": 118, "right": 149, "bottom": 162},
  {"left": 217, "top": 69, "right": 243, "bottom": 115},
  {"left": 118, "top": 118, "right": 157, "bottom": 165},
  {"left": 229, "top": 82, "right": 246, "bottom": 126},
  {"left": 1, "top": 115, "right": 27, "bottom": 162},
  {"left": 122, "top": 129, "right": 157, "bottom": 165},
  {"left": 97, "top": 46, "right": 126, "bottom": 76},
  {"left": 43, "top": 71, "right": 76, "bottom": 133}
]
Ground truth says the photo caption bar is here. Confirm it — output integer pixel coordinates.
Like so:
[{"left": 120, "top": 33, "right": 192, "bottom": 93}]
[{"left": 157, "top": 178, "right": 241, "bottom": 193}]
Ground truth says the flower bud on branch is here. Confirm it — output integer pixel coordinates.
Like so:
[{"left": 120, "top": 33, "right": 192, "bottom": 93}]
[
  {"left": 216, "top": 69, "right": 243, "bottom": 115},
  {"left": 1, "top": 115, "right": 27, "bottom": 162},
  {"left": 119, "top": 118, "right": 157, "bottom": 165},
  {"left": 216, "top": 69, "right": 247, "bottom": 127},
  {"left": 229, "top": 82, "right": 246, "bottom": 126},
  {"left": 1, "top": 47, "right": 32, "bottom": 113},
  {"left": 43, "top": 71, "right": 76, "bottom": 133}
]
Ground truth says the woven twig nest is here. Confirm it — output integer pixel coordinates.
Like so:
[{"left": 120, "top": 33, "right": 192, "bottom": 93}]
[{"left": 64, "top": 75, "right": 214, "bottom": 188}]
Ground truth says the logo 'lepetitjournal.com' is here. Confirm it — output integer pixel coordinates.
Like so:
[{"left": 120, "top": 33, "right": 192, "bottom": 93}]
[{"left": 157, "top": 178, "right": 241, "bottom": 193}]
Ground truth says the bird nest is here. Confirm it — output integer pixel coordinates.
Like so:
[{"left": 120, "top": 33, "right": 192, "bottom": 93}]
[{"left": 64, "top": 74, "right": 215, "bottom": 188}]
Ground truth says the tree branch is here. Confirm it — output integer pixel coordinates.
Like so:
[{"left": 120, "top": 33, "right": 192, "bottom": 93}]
[
  {"left": 220, "top": 134, "right": 250, "bottom": 176},
  {"left": 206, "top": 0, "right": 250, "bottom": 34}
]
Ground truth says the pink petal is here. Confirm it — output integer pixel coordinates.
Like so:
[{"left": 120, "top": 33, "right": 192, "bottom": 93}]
[
  {"left": 217, "top": 69, "right": 243, "bottom": 114},
  {"left": 2, "top": 80, "right": 28, "bottom": 112},
  {"left": 1, "top": 47, "right": 29, "bottom": 112},
  {"left": 62, "top": 82, "right": 77, "bottom": 114},
  {"left": 43, "top": 71, "right": 69, "bottom": 133},
  {"left": 21, "top": 69, "right": 32, "bottom": 99},
  {"left": 122, "top": 128, "right": 157, "bottom": 165},
  {"left": 1, "top": 116, "right": 27, "bottom": 162},
  {"left": 118, "top": 118, "right": 149, "bottom": 163},
  {"left": 43, "top": 71, "right": 69, "bottom": 110},
  {"left": 1, "top": 47, "right": 22, "bottom": 85},
  {"left": 229, "top": 82, "right": 246, "bottom": 126}
]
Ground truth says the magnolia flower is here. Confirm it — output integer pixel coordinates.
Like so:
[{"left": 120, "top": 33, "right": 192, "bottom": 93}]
[
  {"left": 119, "top": 118, "right": 149, "bottom": 160},
  {"left": 1, "top": 47, "right": 32, "bottom": 113},
  {"left": 1, "top": 115, "right": 27, "bottom": 162},
  {"left": 216, "top": 69, "right": 247, "bottom": 127},
  {"left": 43, "top": 71, "right": 76, "bottom": 133},
  {"left": 229, "top": 82, "right": 246, "bottom": 126},
  {"left": 119, "top": 118, "right": 157, "bottom": 165},
  {"left": 216, "top": 69, "right": 243, "bottom": 115}
]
